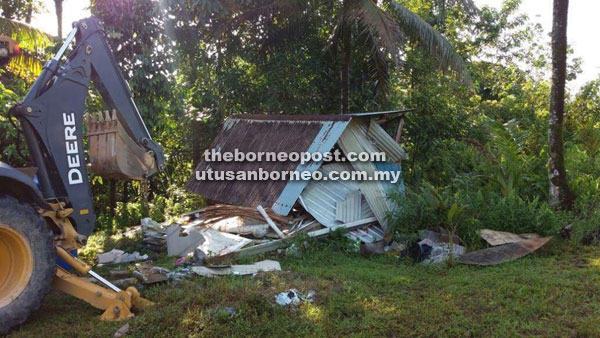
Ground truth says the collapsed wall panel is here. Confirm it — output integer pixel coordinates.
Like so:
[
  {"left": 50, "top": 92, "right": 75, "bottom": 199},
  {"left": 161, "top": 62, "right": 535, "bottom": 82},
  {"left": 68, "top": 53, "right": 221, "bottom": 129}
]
[
  {"left": 337, "top": 119, "right": 399, "bottom": 233},
  {"left": 299, "top": 162, "right": 384, "bottom": 243}
]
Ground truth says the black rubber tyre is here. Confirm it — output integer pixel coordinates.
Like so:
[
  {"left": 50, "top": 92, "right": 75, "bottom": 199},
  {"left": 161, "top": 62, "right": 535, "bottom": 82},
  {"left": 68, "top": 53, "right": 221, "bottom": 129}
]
[{"left": 0, "top": 196, "right": 55, "bottom": 334}]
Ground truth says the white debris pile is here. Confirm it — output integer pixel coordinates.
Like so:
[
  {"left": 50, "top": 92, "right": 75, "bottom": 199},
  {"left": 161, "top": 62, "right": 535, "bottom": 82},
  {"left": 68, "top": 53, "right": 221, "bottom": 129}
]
[
  {"left": 142, "top": 217, "right": 168, "bottom": 253},
  {"left": 191, "top": 260, "right": 281, "bottom": 277},
  {"left": 97, "top": 249, "right": 148, "bottom": 264},
  {"left": 195, "top": 228, "right": 254, "bottom": 257},
  {"left": 405, "top": 228, "right": 466, "bottom": 264},
  {"left": 419, "top": 238, "right": 466, "bottom": 265},
  {"left": 166, "top": 225, "right": 205, "bottom": 257},
  {"left": 209, "top": 216, "right": 269, "bottom": 238},
  {"left": 274, "top": 289, "right": 315, "bottom": 306}
]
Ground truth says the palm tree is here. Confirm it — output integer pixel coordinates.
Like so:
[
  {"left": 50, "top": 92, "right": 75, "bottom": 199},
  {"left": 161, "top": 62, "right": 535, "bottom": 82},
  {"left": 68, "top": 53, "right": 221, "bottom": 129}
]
[
  {"left": 181, "top": 0, "right": 474, "bottom": 113},
  {"left": 548, "top": 0, "right": 574, "bottom": 209},
  {"left": 328, "top": 0, "right": 474, "bottom": 113},
  {"left": 0, "top": 17, "right": 53, "bottom": 80}
]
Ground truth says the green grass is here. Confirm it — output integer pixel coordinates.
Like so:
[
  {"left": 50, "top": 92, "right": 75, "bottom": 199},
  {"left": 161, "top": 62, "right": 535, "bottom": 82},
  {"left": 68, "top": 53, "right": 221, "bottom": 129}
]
[{"left": 6, "top": 240, "right": 600, "bottom": 337}]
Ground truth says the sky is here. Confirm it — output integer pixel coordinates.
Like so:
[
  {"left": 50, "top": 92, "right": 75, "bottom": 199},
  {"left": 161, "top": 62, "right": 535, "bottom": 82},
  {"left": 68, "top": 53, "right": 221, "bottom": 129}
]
[
  {"left": 475, "top": 0, "right": 600, "bottom": 91},
  {"left": 30, "top": 0, "right": 90, "bottom": 36},
  {"left": 27, "top": 0, "right": 600, "bottom": 91}
]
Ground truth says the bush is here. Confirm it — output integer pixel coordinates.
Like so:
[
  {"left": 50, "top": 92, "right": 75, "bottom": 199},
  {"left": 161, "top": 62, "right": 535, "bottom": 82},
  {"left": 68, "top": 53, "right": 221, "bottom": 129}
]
[{"left": 392, "top": 184, "right": 562, "bottom": 248}]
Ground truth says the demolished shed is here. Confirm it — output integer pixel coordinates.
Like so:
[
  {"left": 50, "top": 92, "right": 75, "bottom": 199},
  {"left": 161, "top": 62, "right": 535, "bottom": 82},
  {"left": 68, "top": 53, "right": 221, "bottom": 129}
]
[{"left": 185, "top": 111, "right": 408, "bottom": 242}]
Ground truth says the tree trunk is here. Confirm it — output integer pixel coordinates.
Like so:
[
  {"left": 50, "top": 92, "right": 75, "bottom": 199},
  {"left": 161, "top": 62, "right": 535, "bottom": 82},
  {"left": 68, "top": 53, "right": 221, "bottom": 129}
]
[
  {"left": 437, "top": 0, "right": 447, "bottom": 30},
  {"left": 25, "top": 1, "right": 33, "bottom": 23},
  {"left": 141, "top": 180, "right": 150, "bottom": 217},
  {"left": 548, "top": 0, "right": 574, "bottom": 209},
  {"left": 341, "top": 20, "right": 351, "bottom": 114},
  {"left": 54, "top": 0, "right": 63, "bottom": 38},
  {"left": 122, "top": 182, "right": 129, "bottom": 204},
  {"left": 108, "top": 179, "right": 116, "bottom": 217}
]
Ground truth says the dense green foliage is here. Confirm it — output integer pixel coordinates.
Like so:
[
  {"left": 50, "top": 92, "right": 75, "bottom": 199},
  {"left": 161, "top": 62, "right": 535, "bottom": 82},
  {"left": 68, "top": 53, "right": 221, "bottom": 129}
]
[{"left": 0, "top": 0, "right": 599, "bottom": 246}]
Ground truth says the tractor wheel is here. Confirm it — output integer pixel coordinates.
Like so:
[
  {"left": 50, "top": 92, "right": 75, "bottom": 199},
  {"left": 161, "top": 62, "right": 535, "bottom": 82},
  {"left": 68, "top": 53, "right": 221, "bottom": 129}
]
[{"left": 0, "top": 196, "right": 55, "bottom": 334}]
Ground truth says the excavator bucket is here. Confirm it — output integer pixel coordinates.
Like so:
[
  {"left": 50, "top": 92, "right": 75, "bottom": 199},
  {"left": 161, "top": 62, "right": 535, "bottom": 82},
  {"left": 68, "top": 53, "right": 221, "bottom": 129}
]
[{"left": 86, "top": 110, "right": 156, "bottom": 180}]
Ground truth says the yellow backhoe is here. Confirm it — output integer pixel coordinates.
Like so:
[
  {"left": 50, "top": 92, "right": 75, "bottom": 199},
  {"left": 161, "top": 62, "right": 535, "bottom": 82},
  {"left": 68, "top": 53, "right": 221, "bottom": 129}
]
[{"left": 1, "top": 17, "right": 164, "bottom": 333}]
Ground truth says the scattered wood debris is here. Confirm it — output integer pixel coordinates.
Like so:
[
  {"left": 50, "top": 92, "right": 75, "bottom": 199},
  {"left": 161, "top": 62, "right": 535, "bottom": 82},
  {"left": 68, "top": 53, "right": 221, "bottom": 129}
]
[
  {"left": 196, "top": 204, "right": 291, "bottom": 228},
  {"left": 134, "top": 263, "right": 169, "bottom": 284},
  {"left": 479, "top": 229, "right": 541, "bottom": 246},
  {"left": 136, "top": 203, "right": 381, "bottom": 264},
  {"left": 209, "top": 217, "right": 269, "bottom": 238},
  {"left": 142, "top": 217, "right": 167, "bottom": 253},
  {"left": 257, "top": 205, "right": 286, "bottom": 239},
  {"left": 207, "top": 217, "right": 377, "bottom": 264}
]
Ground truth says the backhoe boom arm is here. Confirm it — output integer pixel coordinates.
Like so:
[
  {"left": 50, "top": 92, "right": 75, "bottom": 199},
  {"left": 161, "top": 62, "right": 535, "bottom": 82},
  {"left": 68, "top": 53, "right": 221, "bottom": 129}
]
[{"left": 12, "top": 17, "right": 164, "bottom": 236}]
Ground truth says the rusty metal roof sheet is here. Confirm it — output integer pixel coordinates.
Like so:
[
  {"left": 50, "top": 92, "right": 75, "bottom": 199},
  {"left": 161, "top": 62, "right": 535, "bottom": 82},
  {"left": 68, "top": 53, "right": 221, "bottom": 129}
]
[
  {"left": 185, "top": 115, "right": 350, "bottom": 215},
  {"left": 230, "top": 114, "right": 352, "bottom": 121}
]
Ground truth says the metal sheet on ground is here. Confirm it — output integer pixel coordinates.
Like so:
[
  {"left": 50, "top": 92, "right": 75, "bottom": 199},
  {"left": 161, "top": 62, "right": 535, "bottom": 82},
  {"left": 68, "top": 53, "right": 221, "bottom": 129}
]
[{"left": 458, "top": 237, "right": 551, "bottom": 266}]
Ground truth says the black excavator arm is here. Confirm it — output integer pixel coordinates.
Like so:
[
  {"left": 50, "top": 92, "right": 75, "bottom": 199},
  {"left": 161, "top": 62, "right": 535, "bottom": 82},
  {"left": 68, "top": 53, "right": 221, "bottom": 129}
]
[
  {"left": 9, "top": 17, "right": 165, "bottom": 237},
  {"left": 0, "top": 17, "right": 160, "bottom": 332}
]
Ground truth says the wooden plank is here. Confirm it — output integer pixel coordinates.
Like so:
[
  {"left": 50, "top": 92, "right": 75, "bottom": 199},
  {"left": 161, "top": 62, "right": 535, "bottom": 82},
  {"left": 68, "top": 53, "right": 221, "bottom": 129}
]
[
  {"left": 394, "top": 116, "right": 405, "bottom": 143},
  {"left": 479, "top": 229, "right": 542, "bottom": 246},
  {"left": 289, "top": 220, "right": 321, "bottom": 235},
  {"left": 257, "top": 205, "right": 286, "bottom": 239},
  {"left": 306, "top": 217, "right": 377, "bottom": 238}
]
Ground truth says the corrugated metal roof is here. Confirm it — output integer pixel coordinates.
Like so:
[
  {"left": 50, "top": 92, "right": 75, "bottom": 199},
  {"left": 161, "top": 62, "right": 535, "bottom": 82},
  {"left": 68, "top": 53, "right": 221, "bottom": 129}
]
[
  {"left": 299, "top": 163, "right": 384, "bottom": 243},
  {"left": 186, "top": 113, "right": 407, "bottom": 233},
  {"left": 271, "top": 119, "right": 349, "bottom": 215},
  {"left": 337, "top": 119, "right": 399, "bottom": 233},
  {"left": 230, "top": 114, "right": 353, "bottom": 121},
  {"left": 368, "top": 119, "right": 408, "bottom": 162},
  {"left": 373, "top": 161, "right": 405, "bottom": 198},
  {"left": 335, "top": 190, "right": 362, "bottom": 223},
  {"left": 186, "top": 115, "right": 350, "bottom": 215}
]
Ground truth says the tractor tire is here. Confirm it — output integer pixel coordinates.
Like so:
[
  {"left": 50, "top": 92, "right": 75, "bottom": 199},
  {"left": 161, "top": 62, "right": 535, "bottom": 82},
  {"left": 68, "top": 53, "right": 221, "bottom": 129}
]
[{"left": 0, "top": 196, "right": 55, "bottom": 334}]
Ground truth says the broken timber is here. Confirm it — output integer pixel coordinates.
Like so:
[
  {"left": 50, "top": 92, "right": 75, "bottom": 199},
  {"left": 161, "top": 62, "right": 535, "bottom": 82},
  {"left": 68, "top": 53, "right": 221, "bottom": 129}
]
[
  {"left": 206, "top": 217, "right": 377, "bottom": 264},
  {"left": 257, "top": 205, "right": 286, "bottom": 239}
]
